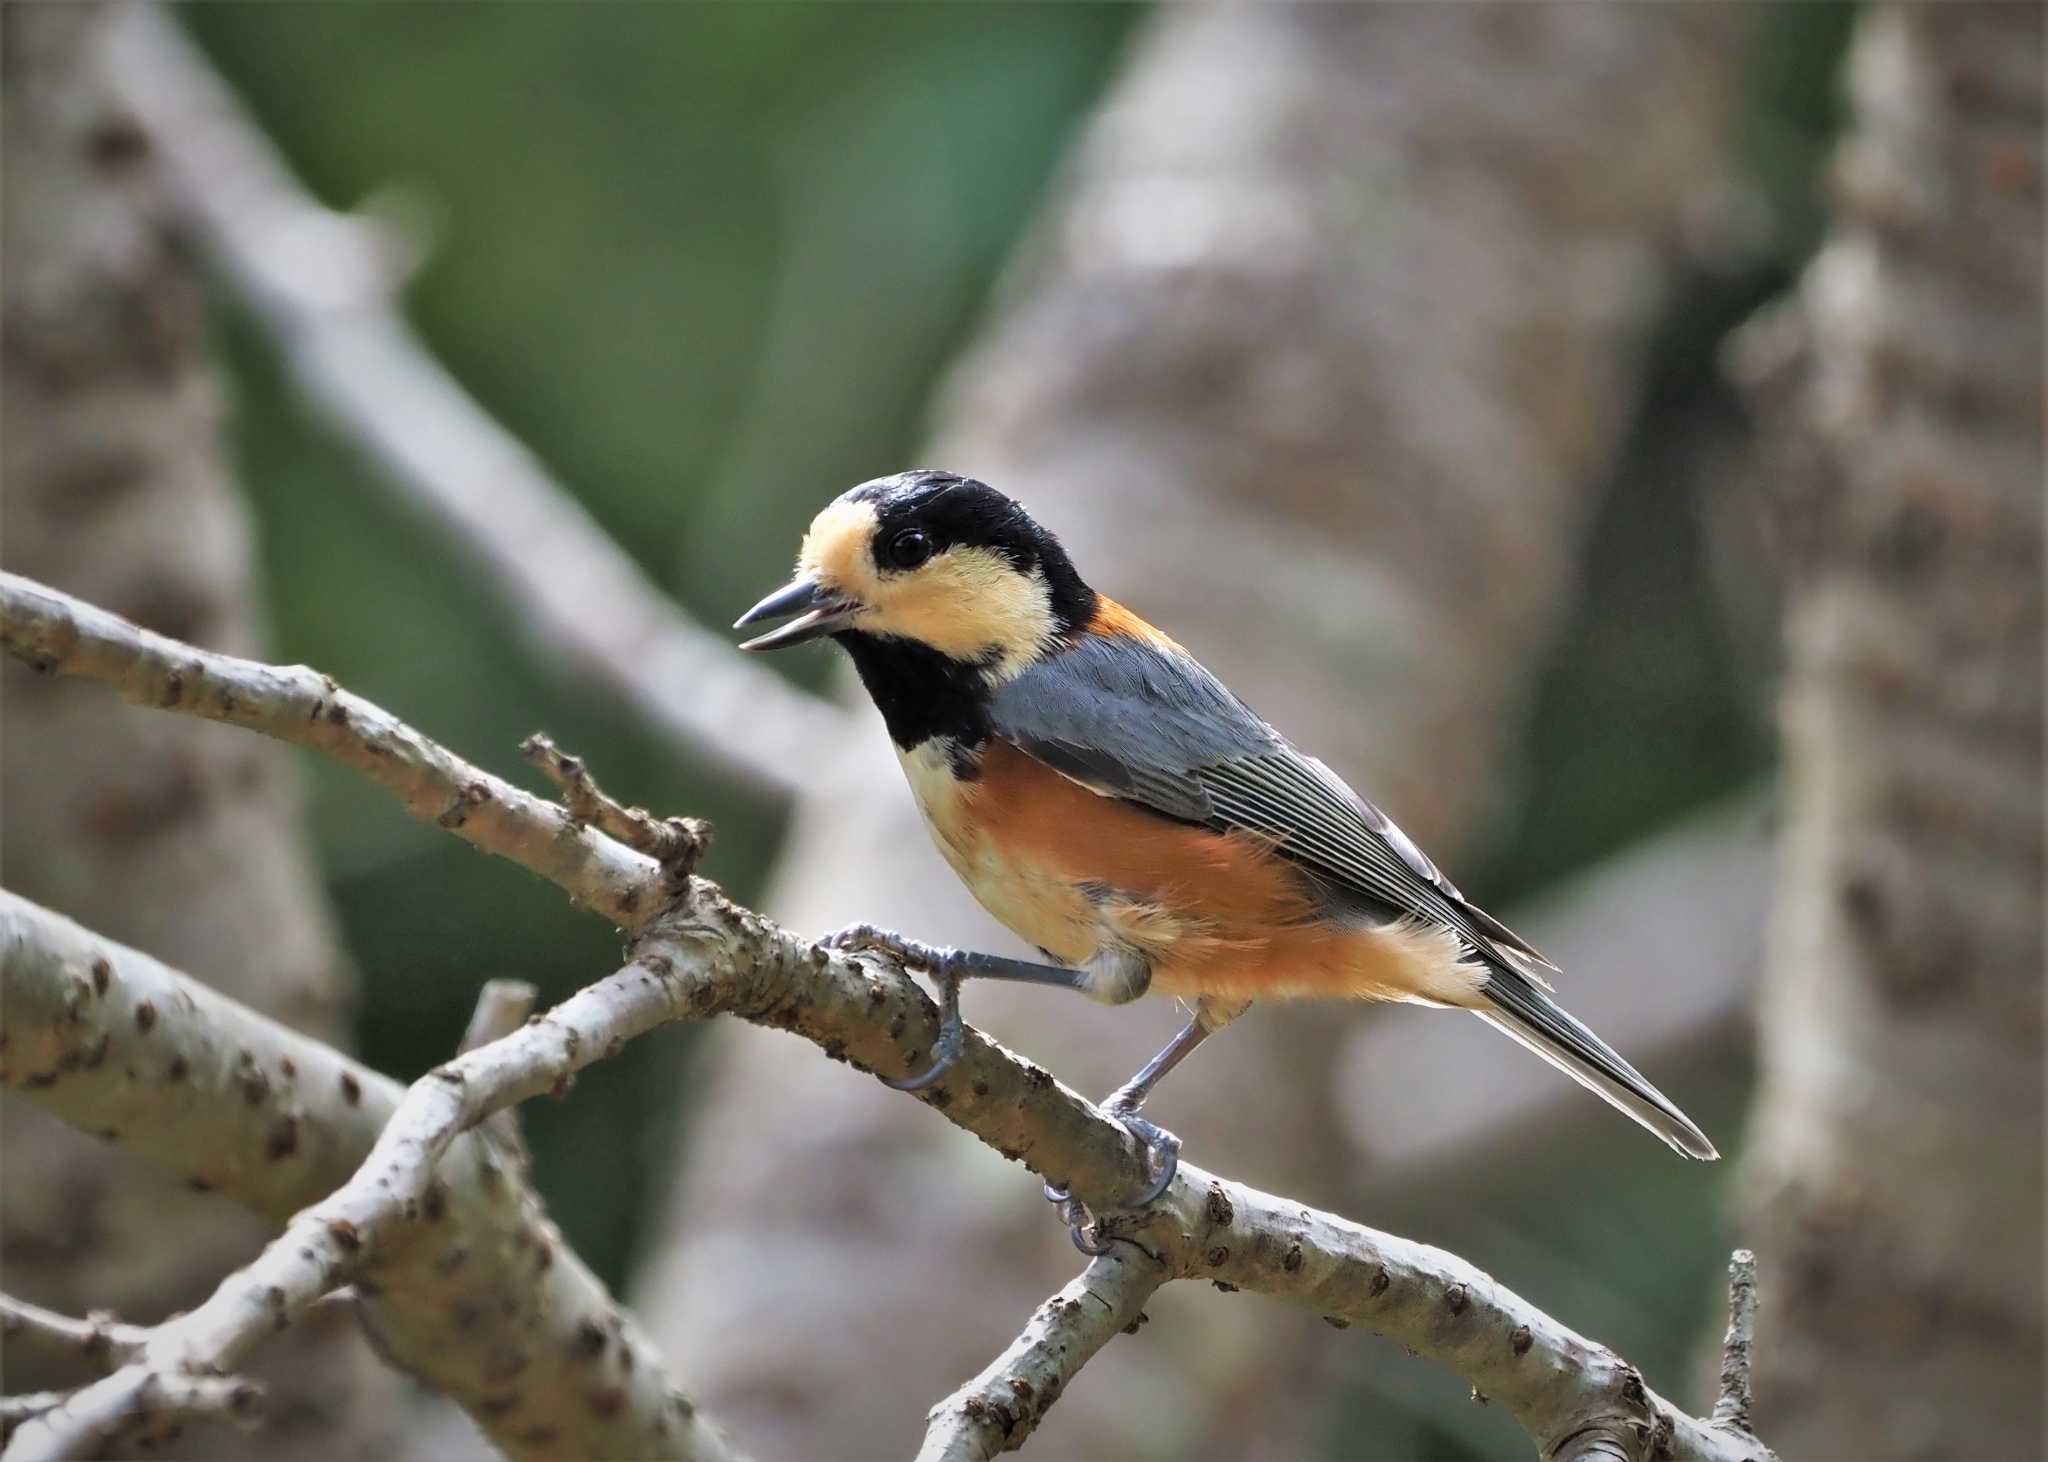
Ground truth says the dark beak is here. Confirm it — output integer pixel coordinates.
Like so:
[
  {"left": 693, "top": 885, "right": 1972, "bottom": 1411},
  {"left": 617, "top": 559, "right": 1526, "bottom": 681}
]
[{"left": 733, "top": 576, "right": 857, "bottom": 652}]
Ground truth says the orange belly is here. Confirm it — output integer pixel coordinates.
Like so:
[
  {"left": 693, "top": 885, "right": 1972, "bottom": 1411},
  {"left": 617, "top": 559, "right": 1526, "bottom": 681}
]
[{"left": 898, "top": 738, "right": 1487, "bottom": 1008}]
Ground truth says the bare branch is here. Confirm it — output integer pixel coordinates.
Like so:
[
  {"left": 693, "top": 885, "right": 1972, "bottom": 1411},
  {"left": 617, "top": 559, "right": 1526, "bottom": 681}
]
[
  {"left": 1, "top": 575, "right": 1772, "bottom": 1461},
  {"left": 917, "top": 1251, "right": 1166, "bottom": 1462},
  {"left": 1712, "top": 1249, "right": 1760, "bottom": 1435},
  {"left": 0, "top": 1396, "right": 69, "bottom": 1447},
  {"left": 0, "top": 572, "right": 660, "bottom": 931},
  {"left": 459, "top": 979, "right": 539, "bottom": 1152},
  {"left": 100, "top": 3, "right": 848, "bottom": 802},
  {"left": 5, "top": 939, "right": 749, "bottom": 1462},
  {"left": 522, "top": 732, "right": 710, "bottom": 874},
  {"left": 0, "top": 1297, "right": 148, "bottom": 1375},
  {"left": 10, "top": 1374, "right": 263, "bottom": 1462},
  {"left": 459, "top": 980, "right": 541, "bottom": 1054},
  {"left": 0, "top": 894, "right": 731, "bottom": 1462}
]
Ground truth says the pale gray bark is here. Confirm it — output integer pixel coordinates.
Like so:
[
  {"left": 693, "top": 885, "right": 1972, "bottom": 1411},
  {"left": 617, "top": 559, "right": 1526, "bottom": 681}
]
[
  {"left": 0, "top": 6, "right": 416, "bottom": 1452},
  {"left": 916, "top": 1252, "right": 1166, "bottom": 1462},
  {"left": 1, "top": 891, "right": 727, "bottom": 1462},
  {"left": 0, "top": 575, "right": 657, "bottom": 928},
  {"left": 637, "top": 5, "right": 1753, "bottom": 1456},
  {"left": 1728, "top": 3, "right": 2043, "bottom": 1456}
]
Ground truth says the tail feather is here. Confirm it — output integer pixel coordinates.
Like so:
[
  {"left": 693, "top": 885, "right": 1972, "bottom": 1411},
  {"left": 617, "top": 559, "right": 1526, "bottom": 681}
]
[{"left": 1476, "top": 971, "right": 1718, "bottom": 1161}]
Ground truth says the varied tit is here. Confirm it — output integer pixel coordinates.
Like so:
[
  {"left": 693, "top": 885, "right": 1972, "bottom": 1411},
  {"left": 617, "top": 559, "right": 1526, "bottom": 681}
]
[{"left": 736, "top": 470, "right": 1715, "bottom": 1241}]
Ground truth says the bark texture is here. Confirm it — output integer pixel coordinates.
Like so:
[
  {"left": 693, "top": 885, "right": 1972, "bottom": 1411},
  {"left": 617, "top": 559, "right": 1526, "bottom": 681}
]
[
  {"left": 637, "top": 6, "right": 1751, "bottom": 1457},
  {"left": 1731, "top": 4, "right": 2044, "bottom": 1456},
  {"left": 1, "top": 893, "right": 731, "bottom": 1462},
  {"left": 0, "top": 5, "right": 418, "bottom": 1453}
]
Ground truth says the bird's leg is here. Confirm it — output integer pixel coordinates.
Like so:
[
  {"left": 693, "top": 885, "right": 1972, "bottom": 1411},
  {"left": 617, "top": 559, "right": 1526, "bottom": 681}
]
[
  {"left": 1044, "top": 1014, "right": 1216, "bottom": 1252},
  {"left": 818, "top": 923, "right": 1090, "bottom": 1090},
  {"left": 1102, "top": 1016, "right": 1210, "bottom": 1195}
]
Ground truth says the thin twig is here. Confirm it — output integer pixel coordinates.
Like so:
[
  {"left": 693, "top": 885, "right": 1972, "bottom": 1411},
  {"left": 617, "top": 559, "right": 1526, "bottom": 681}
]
[
  {"left": 0, "top": 572, "right": 659, "bottom": 931},
  {"left": 1712, "top": 1248, "right": 1760, "bottom": 1434},
  {"left": 459, "top": 978, "right": 540, "bottom": 1153},
  {"left": 0, "top": 1396, "right": 69, "bottom": 1446},
  {"left": 0, "top": 1297, "right": 148, "bottom": 1375},
  {"left": 103, "top": 3, "right": 849, "bottom": 803},
  {"left": 916, "top": 1251, "right": 1166, "bottom": 1462},
  {"left": 11, "top": 1374, "right": 263, "bottom": 1461},
  {"left": 458, "top": 979, "right": 542, "bottom": 1054},
  {"left": 522, "top": 732, "right": 710, "bottom": 875}
]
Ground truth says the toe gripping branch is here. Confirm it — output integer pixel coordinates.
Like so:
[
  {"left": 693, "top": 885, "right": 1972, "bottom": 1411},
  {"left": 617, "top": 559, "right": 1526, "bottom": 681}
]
[
  {"left": 818, "top": 923, "right": 1184, "bottom": 1253},
  {"left": 884, "top": 968, "right": 965, "bottom": 1092},
  {"left": 1044, "top": 1104, "right": 1182, "bottom": 1254},
  {"left": 818, "top": 924, "right": 969, "bottom": 1091}
]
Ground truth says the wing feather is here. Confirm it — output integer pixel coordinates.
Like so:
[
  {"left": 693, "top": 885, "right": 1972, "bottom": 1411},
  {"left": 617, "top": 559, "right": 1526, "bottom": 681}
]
[{"left": 989, "top": 635, "right": 1553, "bottom": 970}]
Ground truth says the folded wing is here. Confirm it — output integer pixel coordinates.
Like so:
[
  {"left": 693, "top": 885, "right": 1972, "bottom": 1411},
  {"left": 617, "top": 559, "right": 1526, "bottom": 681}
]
[{"left": 988, "top": 634, "right": 1553, "bottom": 972}]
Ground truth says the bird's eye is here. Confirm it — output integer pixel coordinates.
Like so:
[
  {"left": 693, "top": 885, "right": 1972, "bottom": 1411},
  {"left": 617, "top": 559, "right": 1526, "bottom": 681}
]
[{"left": 887, "top": 530, "right": 933, "bottom": 570}]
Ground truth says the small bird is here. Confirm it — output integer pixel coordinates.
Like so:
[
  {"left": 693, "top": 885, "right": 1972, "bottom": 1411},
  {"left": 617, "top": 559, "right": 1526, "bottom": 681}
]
[{"left": 736, "top": 471, "right": 1715, "bottom": 1235}]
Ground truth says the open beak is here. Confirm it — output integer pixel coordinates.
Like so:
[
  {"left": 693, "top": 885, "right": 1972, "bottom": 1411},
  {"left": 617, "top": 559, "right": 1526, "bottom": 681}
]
[{"left": 733, "top": 576, "right": 857, "bottom": 652}]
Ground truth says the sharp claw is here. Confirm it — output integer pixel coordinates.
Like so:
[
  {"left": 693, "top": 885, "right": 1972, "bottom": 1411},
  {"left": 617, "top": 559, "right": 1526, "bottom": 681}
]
[
  {"left": 881, "top": 1033, "right": 958, "bottom": 1091},
  {"left": 1112, "top": 1109, "right": 1182, "bottom": 1206},
  {"left": 1042, "top": 1184, "right": 1110, "bottom": 1253},
  {"left": 819, "top": 924, "right": 966, "bottom": 1089},
  {"left": 1069, "top": 1216, "right": 1113, "bottom": 1255},
  {"left": 1039, "top": 1108, "right": 1182, "bottom": 1253},
  {"left": 881, "top": 969, "right": 963, "bottom": 1091},
  {"left": 1131, "top": 1154, "right": 1179, "bottom": 1208}
]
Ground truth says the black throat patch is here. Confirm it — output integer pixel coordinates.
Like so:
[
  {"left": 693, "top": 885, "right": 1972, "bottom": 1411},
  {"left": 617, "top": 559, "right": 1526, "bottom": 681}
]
[{"left": 834, "top": 630, "right": 993, "bottom": 774}]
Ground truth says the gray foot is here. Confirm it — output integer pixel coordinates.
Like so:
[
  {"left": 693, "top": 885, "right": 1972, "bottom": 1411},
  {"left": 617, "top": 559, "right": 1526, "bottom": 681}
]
[
  {"left": 1042, "top": 1099, "right": 1182, "bottom": 1253},
  {"left": 820, "top": 924, "right": 966, "bottom": 1090}
]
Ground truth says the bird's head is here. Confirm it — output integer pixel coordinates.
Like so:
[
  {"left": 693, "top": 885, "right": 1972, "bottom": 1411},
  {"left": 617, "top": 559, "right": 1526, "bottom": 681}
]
[{"left": 734, "top": 471, "right": 1094, "bottom": 678}]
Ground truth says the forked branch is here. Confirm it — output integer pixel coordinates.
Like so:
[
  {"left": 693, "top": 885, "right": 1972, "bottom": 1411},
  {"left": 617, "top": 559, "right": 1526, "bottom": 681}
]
[
  {"left": 0, "top": 1298, "right": 148, "bottom": 1376},
  {"left": 916, "top": 1250, "right": 1166, "bottom": 1462},
  {"left": 0, "top": 888, "right": 735, "bottom": 1462},
  {"left": 1, "top": 574, "right": 1773, "bottom": 1462}
]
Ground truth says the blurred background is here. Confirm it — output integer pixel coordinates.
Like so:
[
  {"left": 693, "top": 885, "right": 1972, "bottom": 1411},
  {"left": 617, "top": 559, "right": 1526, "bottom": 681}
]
[{"left": 3, "top": 4, "right": 2039, "bottom": 1460}]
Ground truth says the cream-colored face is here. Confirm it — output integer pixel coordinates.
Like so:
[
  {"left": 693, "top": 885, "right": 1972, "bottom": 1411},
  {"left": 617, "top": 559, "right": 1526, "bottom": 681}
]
[{"left": 798, "top": 497, "right": 1055, "bottom": 675}]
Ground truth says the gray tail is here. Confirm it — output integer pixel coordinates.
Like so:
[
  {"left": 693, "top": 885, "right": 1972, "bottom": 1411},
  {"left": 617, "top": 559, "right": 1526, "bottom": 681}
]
[{"left": 1475, "top": 969, "right": 1718, "bottom": 1161}]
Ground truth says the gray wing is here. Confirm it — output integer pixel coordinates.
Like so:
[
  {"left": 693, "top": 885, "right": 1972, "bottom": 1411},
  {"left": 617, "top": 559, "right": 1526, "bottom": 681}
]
[{"left": 989, "top": 634, "right": 1554, "bottom": 971}]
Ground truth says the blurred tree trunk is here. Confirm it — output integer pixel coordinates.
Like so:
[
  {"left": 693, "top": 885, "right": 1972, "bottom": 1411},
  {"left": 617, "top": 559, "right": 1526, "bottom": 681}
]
[
  {"left": 1, "top": 6, "right": 431, "bottom": 1453},
  {"left": 1730, "top": 4, "right": 2043, "bottom": 1457},
  {"left": 637, "top": 5, "right": 1751, "bottom": 1458}
]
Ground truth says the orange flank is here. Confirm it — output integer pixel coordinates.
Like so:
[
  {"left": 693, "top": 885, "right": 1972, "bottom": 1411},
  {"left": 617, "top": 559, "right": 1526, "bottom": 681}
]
[{"left": 923, "top": 740, "right": 1489, "bottom": 1010}]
